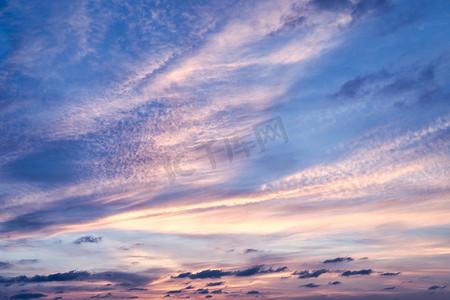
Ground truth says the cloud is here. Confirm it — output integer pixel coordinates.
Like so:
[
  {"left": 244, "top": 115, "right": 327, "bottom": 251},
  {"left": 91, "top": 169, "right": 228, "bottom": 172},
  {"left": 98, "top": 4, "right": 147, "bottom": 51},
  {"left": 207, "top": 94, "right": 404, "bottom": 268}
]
[
  {"left": 196, "top": 288, "right": 209, "bottom": 294},
  {"left": 17, "top": 259, "right": 39, "bottom": 264},
  {"left": 329, "top": 281, "right": 342, "bottom": 285},
  {"left": 244, "top": 248, "right": 259, "bottom": 254},
  {"left": 269, "top": 4, "right": 306, "bottom": 36},
  {"left": 380, "top": 272, "right": 400, "bottom": 276},
  {"left": 301, "top": 283, "right": 320, "bottom": 288},
  {"left": 247, "top": 290, "right": 259, "bottom": 294},
  {"left": 1, "top": 1, "right": 449, "bottom": 299},
  {"left": 181, "top": 270, "right": 232, "bottom": 280},
  {"left": 384, "top": 287, "right": 396, "bottom": 290},
  {"left": 341, "top": 269, "right": 373, "bottom": 276},
  {"left": 211, "top": 289, "right": 223, "bottom": 294},
  {"left": 234, "top": 266, "right": 263, "bottom": 277},
  {"left": 234, "top": 265, "right": 287, "bottom": 277},
  {"left": 166, "top": 290, "right": 182, "bottom": 294},
  {"left": 0, "top": 0, "right": 376, "bottom": 241},
  {"left": 89, "top": 293, "right": 113, "bottom": 299},
  {"left": 330, "top": 61, "right": 443, "bottom": 106},
  {"left": 206, "top": 282, "right": 224, "bottom": 287},
  {"left": 323, "top": 257, "right": 354, "bottom": 264},
  {"left": 0, "top": 261, "right": 12, "bottom": 269},
  {"left": 175, "top": 272, "right": 192, "bottom": 279},
  {"left": 174, "top": 265, "right": 287, "bottom": 280},
  {"left": 428, "top": 285, "right": 446, "bottom": 290},
  {"left": 332, "top": 72, "right": 387, "bottom": 99},
  {"left": 294, "top": 269, "right": 329, "bottom": 279},
  {"left": 0, "top": 270, "right": 153, "bottom": 286},
  {"left": 9, "top": 294, "right": 47, "bottom": 299},
  {"left": 0, "top": 195, "right": 114, "bottom": 235},
  {"left": 0, "top": 270, "right": 90, "bottom": 284},
  {"left": 73, "top": 235, "right": 102, "bottom": 244}
]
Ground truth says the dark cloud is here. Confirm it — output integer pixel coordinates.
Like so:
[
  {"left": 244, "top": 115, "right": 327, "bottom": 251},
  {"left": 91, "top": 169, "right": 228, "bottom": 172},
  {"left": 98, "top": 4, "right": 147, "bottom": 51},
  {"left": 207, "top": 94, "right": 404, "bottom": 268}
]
[
  {"left": 197, "top": 289, "right": 209, "bottom": 294},
  {"left": 234, "top": 266, "right": 262, "bottom": 277},
  {"left": 261, "top": 266, "right": 288, "bottom": 273},
  {"left": 244, "top": 248, "right": 259, "bottom": 254},
  {"left": 9, "top": 294, "right": 47, "bottom": 299},
  {"left": 247, "top": 290, "right": 259, "bottom": 294},
  {"left": 206, "top": 282, "right": 224, "bottom": 287},
  {"left": 167, "top": 290, "right": 182, "bottom": 294},
  {"left": 0, "top": 270, "right": 153, "bottom": 287},
  {"left": 74, "top": 235, "right": 102, "bottom": 244},
  {"left": 384, "top": 287, "right": 396, "bottom": 290},
  {"left": 17, "top": 259, "right": 39, "bottom": 264},
  {"left": 128, "top": 288, "right": 147, "bottom": 291},
  {"left": 301, "top": 283, "right": 320, "bottom": 288},
  {"left": 0, "top": 270, "right": 90, "bottom": 284},
  {"left": 0, "top": 261, "right": 12, "bottom": 269},
  {"left": 331, "top": 61, "right": 444, "bottom": 108},
  {"left": 341, "top": 269, "right": 373, "bottom": 276},
  {"left": 174, "top": 265, "right": 287, "bottom": 280},
  {"left": 380, "top": 272, "right": 400, "bottom": 276},
  {"left": 175, "top": 272, "right": 192, "bottom": 278},
  {"left": 382, "top": 63, "right": 440, "bottom": 101},
  {"left": 89, "top": 293, "right": 113, "bottom": 299},
  {"left": 428, "top": 285, "right": 446, "bottom": 290},
  {"left": 211, "top": 289, "right": 223, "bottom": 294},
  {"left": 329, "top": 281, "right": 342, "bottom": 285},
  {"left": 185, "top": 286, "right": 194, "bottom": 289},
  {"left": 205, "top": 296, "right": 212, "bottom": 299},
  {"left": 188, "top": 270, "right": 232, "bottom": 279},
  {"left": 332, "top": 74, "right": 375, "bottom": 98},
  {"left": 323, "top": 257, "right": 354, "bottom": 264},
  {"left": 235, "top": 265, "right": 287, "bottom": 277},
  {"left": 294, "top": 269, "right": 329, "bottom": 279},
  {"left": 331, "top": 68, "right": 398, "bottom": 100}
]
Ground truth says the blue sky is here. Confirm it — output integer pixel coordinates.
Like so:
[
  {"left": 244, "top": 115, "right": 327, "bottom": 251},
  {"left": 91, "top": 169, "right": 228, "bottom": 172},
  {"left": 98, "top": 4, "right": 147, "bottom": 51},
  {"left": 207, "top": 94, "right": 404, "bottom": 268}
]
[{"left": 0, "top": 0, "right": 449, "bottom": 299}]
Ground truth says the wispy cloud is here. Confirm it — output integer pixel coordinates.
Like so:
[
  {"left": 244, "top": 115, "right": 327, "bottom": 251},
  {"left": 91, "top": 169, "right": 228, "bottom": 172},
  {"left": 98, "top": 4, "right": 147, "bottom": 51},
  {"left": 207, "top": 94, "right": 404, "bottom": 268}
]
[{"left": 1, "top": 0, "right": 449, "bottom": 299}]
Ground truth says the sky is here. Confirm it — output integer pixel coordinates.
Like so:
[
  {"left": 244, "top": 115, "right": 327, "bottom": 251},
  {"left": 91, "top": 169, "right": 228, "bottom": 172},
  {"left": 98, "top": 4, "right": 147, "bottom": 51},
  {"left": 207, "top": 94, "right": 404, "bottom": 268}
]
[{"left": 0, "top": 0, "right": 449, "bottom": 299}]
